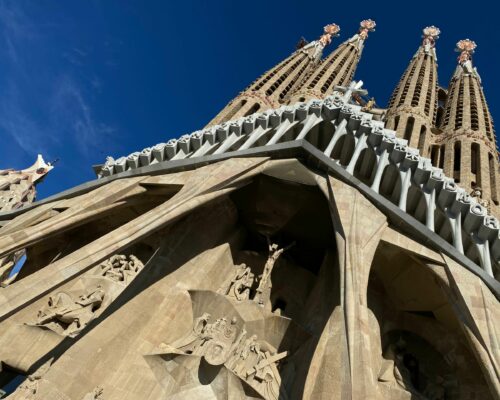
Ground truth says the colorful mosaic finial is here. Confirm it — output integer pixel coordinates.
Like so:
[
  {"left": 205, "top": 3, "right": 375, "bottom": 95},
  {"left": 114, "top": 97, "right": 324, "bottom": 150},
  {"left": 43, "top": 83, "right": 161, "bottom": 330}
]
[
  {"left": 422, "top": 26, "right": 440, "bottom": 48},
  {"left": 358, "top": 19, "right": 376, "bottom": 40},
  {"left": 456, "top": 39, "right": 477, "bottom": 65},
  {"left": 318, "top": 23, "right": 340, "bottom": 47}
]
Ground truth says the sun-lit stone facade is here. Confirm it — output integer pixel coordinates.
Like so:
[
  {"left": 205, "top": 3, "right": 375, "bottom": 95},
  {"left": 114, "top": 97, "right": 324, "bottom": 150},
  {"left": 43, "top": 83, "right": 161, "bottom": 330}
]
[{"left": 0, "top": 22, "right": 499, "bottom": 400}]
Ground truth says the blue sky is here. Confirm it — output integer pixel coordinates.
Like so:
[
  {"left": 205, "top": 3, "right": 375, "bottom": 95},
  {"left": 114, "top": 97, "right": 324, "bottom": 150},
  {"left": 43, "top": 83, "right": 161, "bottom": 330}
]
[{"left": 0, "top": 0, "right": 498, "bottom": 200}]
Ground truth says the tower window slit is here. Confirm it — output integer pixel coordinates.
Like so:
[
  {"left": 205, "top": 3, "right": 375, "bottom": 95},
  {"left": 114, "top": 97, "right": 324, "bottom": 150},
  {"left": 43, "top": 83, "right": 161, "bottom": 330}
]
[
  {"left": 454, "top": 79, "right": 465, "bottom": 130},
  {"left": 430, "top": 145, "right": 439, "bottom": 166},
  {"left": 471, "top": 143, "right": 479, "bottom": 175},
  {"left": 417, "top": 125, "right": 426, "bottom": 151},
  {"left": 469, "top": 77, "right": 479, "bottom": 130},
  {"left": 404, "top": 117, "right": 415, "bottom": 142},
  {"left": 489, "top": 153, "right": 499, "bottom": 204},
  {"left": 244, "top": 103, "right": 261, "bottom": 117},
  {"left": 439, "top": 145, "right": 445, "bottom": 169},
  {"left": 394, "top": 115, "right": 400, "bottom": 131},
  {"left": 453, "top": 142, "right": 461, "bottom": 182}
]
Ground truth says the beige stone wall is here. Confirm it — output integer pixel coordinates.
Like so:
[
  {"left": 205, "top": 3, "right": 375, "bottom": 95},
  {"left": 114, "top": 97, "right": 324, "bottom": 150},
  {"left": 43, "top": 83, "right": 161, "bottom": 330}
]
[{"left": 0, "top": 157, "right": 498, "bottom": 400}]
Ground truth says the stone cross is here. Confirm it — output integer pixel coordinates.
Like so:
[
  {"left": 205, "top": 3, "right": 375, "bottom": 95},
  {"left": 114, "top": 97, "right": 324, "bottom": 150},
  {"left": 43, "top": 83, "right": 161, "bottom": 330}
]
[{"left": 334, "top": 80, "right": 368, "bottom": 103}]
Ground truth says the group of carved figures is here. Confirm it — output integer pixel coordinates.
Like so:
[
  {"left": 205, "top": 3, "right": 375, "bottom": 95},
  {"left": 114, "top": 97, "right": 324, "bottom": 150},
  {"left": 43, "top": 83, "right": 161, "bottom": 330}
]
[
  {"left": 34, "top": 254, "right": 143, "bottom": 337},
  {"left": 4, "top": 359, "right": 103, "bottom": 400},
  {"left": 166, "top": 313, "right": 287, "bottom": 400},
  {"left": 378, "top": 338, "right": 455, "bottom": 400},
  {"left": 219, "top": 238, "right": 294, "bottom": 310}
]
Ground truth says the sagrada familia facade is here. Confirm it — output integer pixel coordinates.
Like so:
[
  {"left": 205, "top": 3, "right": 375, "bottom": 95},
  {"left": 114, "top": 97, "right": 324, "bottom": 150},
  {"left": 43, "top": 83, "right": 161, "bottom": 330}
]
[{"left": 0, "top": 20, "right": 499, "bottom": 400}]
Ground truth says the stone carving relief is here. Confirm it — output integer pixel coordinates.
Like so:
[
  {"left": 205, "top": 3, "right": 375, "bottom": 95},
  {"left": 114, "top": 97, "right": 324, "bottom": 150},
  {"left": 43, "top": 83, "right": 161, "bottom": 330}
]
[
  {"left": 254, "top": 238, "right": 294, "bottom": 309},
  {"left": 470, "top": 187, "right": 490, "bottom": 212},
  {"left": 36, "top": 285, "right": 105, "bottom": 337},
  {"left": 31, "top": 254, "right": 143, "bottom": 337},
  {"left": 160, "top": 313, "right": 287, "bottom": 400},
  {"left": 5, "top": 359, "right": 53, "bottom": 400},
  {"left": 218, "top": 238, "right": 294, "bottom": 312},
  {"left": 218, "top": 263, "right": 254, "bottom": 301},
  {"left": 378, "top": 337, "right": 456, "bottom": 400},
  {"left": 96, "top": 254, "right": 143, "bottom": 285}
]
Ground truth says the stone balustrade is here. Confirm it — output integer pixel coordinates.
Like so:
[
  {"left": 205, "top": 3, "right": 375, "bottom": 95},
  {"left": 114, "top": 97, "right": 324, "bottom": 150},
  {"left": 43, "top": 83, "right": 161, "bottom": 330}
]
[{"left": 98, "top": 85, "right": 500, "bottom": 280}]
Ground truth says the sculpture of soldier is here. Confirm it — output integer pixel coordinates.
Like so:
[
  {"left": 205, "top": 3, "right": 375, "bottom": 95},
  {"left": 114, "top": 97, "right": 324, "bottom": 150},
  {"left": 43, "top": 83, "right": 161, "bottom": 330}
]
[{"left": 36, "top": 286, "right": 105, "bottom": 336}]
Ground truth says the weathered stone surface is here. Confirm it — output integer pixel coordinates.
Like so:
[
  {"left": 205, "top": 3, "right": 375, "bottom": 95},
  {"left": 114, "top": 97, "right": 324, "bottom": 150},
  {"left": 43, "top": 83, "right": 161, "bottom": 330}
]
[{"left": 0, "top": 157, "right": 497, "bottom": 399}]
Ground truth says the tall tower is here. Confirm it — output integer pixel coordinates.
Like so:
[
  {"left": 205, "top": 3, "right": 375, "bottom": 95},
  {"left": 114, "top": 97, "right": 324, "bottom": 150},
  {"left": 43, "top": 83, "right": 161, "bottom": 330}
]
[
  {"left": 438, "top": 40, "right": 499, "bottom": 214},
  {"left": 0, "top": 155, "right": 53, "bottom": 285},
  {"left": 206, "top": 24, "right": 340, "bottom": 127},
  {"left": 385, "top": 26, "right": 440, "bottom": 154},
  {"left": 285, "top": 19, "right": 376, "bottom": 104},
  {"left": 0, "top": 154, "right": 53, "bottom": 212}
]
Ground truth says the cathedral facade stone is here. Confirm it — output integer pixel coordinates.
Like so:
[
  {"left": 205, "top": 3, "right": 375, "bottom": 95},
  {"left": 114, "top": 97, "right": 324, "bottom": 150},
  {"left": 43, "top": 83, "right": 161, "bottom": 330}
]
[{"left": 0, "top": 21, "right": 499, "bottom": 400}]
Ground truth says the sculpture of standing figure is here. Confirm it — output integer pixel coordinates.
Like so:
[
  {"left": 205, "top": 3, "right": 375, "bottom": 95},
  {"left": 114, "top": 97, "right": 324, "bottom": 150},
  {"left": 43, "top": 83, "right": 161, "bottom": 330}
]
[
  {"left": 254, "top": 237, "right": 295, "bottom": 307},
  {"left": 224, "top": 264, "right": 254, "bottom": 301}
]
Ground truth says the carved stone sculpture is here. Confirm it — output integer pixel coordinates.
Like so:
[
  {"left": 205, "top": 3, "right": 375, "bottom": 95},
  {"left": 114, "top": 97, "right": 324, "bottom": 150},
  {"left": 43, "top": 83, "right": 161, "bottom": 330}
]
[
  {"left": 36, "top": 286, "right": 105, "bottom": 337},
  {"left": 378, "top": 338, "right": 424, "bottom": 398},
  {"left": 162, "top": 313, "right": 287, "bottom": 400},
  {"left": 97, "top": 254, "right": 143, "bottom": 285},
  {"left": 255, "top": 238, "right": 295, "bottom": 307},
  {"left": 220, "top": 263, "right": 254, "bottom": 301}
]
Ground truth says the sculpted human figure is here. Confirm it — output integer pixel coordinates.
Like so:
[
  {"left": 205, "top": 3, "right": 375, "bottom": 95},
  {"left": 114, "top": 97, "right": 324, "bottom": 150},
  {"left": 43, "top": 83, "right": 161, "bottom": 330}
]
[
  {"left": 36, "top": 285, "right": 105, "bottom": 336},
  {"left": 226, "top": 329, "right": 247, "bottom": 369},
  {"left": 255, "top": 238, "right": 295, "bottom": 306},
  {"left": 378, "top": 338, "right": 423, "bottom": 397},
  {"left": 470, "top": 187, "right": 490, "bottom": 211},
  {"left": 233, "top": 334, "right": 260, "bottom": 376},
  {"left": 98, "top": 254, "right": 143, "bottom": 285},
  {"left": 224, "top": 264, "right": 254, "bottom": 301},
  {"left": 423, "top": 376, "right": 446, "bottom": 400}
]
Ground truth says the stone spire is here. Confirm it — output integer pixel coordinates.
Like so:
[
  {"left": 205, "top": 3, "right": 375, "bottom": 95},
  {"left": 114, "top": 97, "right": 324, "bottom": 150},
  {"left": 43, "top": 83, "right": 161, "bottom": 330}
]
[
  {"left": 0, "top": 154, "right": 54, "bottom": 212},
  {"left": 438, "top": 40, "right": 499, "bottom": 214},
  {"left": 205, "top": 24, "right": 341, "bottom": 127},
  {"left": 285, "top": 19, "right": 376, "bottom": 104},
  {"left": 385, "top": 26, "right": 440, "bottom": 154}
]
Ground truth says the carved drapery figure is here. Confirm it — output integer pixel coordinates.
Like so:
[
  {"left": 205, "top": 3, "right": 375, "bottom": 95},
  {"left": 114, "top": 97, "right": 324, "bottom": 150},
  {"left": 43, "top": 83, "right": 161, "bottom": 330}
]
[
  {"left": 36, "top": 286, "right": 105, "bottom": 337},
  {"left": 378, "top": 338, "right": 426, "bottom": 399},
  {"left": 97, "top": 254, "right": 143, "bottom": 285},
  {"left": 220, "top": 263, "right": 254, "bottom": 301},
  {"left": 255, "top": 238, "right": 295, "bottom": 307},
  {"left": 231, "top": 334, "right": 287, "bottom": 400},
  {"left": 163, "top": 313, "right": 287, "bottom": 400}
]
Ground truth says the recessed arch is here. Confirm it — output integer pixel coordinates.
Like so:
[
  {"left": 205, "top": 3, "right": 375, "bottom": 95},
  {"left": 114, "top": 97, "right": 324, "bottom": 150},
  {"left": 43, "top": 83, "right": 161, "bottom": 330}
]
[
  {"left": 353, "top": 147, "right": 377, "bottom": 186},
  {"left": 331, "top": 134, "right": 355, "bottom": 166},
  {"left": 406, "top": 185, "right": 426, "bottom": 225},
  {"left": 379, "top": 164, "right": 402, "bottom": 205}
]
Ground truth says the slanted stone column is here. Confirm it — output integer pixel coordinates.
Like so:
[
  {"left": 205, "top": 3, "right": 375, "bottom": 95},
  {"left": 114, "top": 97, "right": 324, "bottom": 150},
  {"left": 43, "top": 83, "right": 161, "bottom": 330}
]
[{"left": 316, "top": 174, "right": 388, "bottom": 400}]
